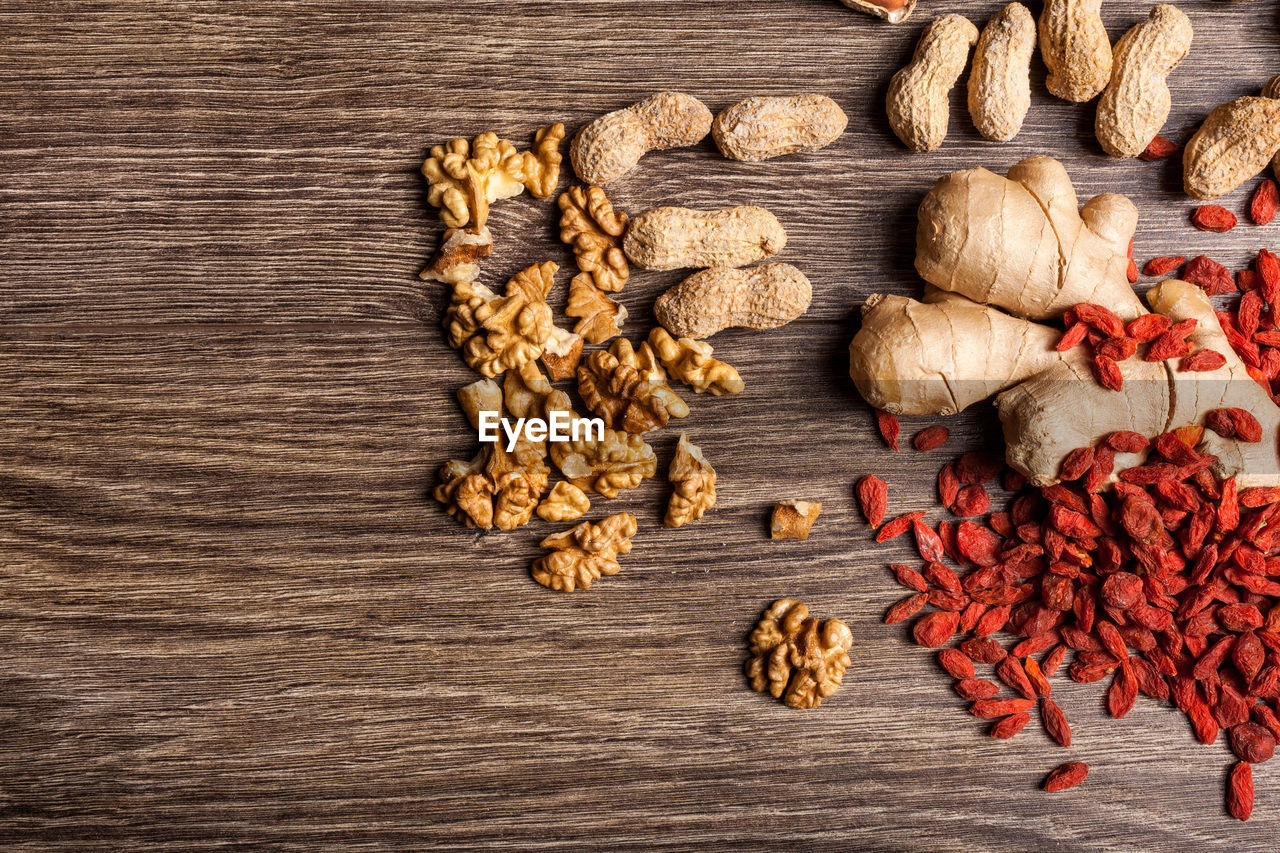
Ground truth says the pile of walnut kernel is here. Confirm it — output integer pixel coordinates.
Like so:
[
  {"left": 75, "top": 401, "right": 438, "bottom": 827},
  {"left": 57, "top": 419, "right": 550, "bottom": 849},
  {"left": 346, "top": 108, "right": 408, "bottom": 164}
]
[{"left": 421, "top": 92, "right": 847, "bottom": 709}]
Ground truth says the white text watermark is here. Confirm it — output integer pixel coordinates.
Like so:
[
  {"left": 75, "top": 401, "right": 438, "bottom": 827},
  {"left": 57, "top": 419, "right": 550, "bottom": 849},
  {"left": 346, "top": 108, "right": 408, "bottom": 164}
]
[{"left": 478, "top": 410, "right": 605, "bottom": 451}]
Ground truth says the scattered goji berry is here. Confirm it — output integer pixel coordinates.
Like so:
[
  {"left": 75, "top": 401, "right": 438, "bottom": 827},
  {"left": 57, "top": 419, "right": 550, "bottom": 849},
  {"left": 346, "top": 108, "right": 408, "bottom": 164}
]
[
  {"left": 1228, "top": 761, "right": 1254, "bottom": 821},
  {"left": 990, "top": 712, "right": 1031, "bottom": 739},
  {"left": 1179, "top": 349, "right": 1227, "bottom": 372},
  {"left": 856, "top": 475, "right": 888, "bottom": 529},
  {"left": 1191, "top": 205, "right": 1238, "bottom": 233},
  {"left": 1184, "top": 255, "right": 1236, "bottom": 295},
  {"left": 1141, "top": 256, "right": 1186, "bottom": 278},
  {"left": 912, "top": 424, "right": 950, "bottom": 452},
  {"left": 1251, "top": 178, "right": 1279, "bottom": 226},
  {"left": 1044, "top": 761, "right": 1089, "bottom": 792}
]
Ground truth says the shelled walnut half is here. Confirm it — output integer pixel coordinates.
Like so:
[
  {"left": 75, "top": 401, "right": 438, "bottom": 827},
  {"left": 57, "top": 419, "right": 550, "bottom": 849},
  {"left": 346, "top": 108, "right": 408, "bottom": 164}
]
[
  {"left": 746, "top": 599, "right": 853, "bottom": 709},
  {"left": 422, "top": 124, "right": 565, "bottom": 229},
  {"left": 532, "top": 512, "right": 637, "bottom": 591},
  {"left": 665, "top": 433, "right": 716, "bottom": 528},
  {"left": 566, "top": 273, "right": 627, "bottom": 344},
  {"left": 536, "top": 481, "right": 591, "bottom": 522},
  {"left": 647, "top": 328, "right": 743, "bottom": 396},
  {"left": 550, "top": 427, "right": 657, "bottom": 498},
  {"left": 444, "top": 262, "right": 558, "bottom": 378},
  {"left": 578, "top": 338, "right": 688, "bottom": 434},
  {"left": 559, "top": 184, "right": 629, "bottom": 292}
]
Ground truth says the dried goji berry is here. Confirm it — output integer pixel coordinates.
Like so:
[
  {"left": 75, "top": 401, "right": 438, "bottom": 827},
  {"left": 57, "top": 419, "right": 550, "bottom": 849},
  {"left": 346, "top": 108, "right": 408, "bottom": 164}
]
[
  {"left": 937, "top": 462, "right": 960, "bottom": 509},
  {"left": 913, "top": 610, "right": 960, "bottom": 647},
  {"left": 885, "top": 593, "right": 928, "bottom": 624},
  {"left": 990, "top": 712, "right": 1031, "bottom": 739},
  {"left": 1251, "top": 178, "right": 1279, "bottom": 226},
  {"left": 1056, "top": 321, "right": 1088, "bottom": 352},
  {"left": 996, "top": 656, "right": 1037, "bottom": 700},
  {"left": 1059, "top": 447, "right": 1094, "bottom": 482},
  {"left": 1042, "top": 644, "right": 1067, "bottom": 677},
  {"left": 912, "top": 424, "right": 950, "bottom": 452},
  {"left": 1075, "top": 303, "right": 1126, "bottom": 338},
  {"left": 1184, "top": 255, "right": 1236, "bottom": 295},
  {"left": 1044, "top": 761, "right": 1089, "bottom": 792},
  {"left": 1229, "top": 722, "right": 1277, "bottom": 764},
  {"left": 856, "top": 475, "right": 888, "bottom": 529},
  {"left": 1180, "top": 349, "right": 1227, "bottom": 372},
  {"left": 875, "top": 511, "right": 925, "bottom": 543},
  {"left": 1040, "top": 697, "right": 1071, "bottom": 747},
  {"left": 875, "top": 408, "right": 899, "bottom": 451},
  {"left": 1228, "top": 761, "right": 1254, "bottom": 821},
  {"left": 1141, "top": 256, "right": 1186, "bottom": 278},
  {"left": 1191, "top": 205, "right": 1238, "bottom": 233},
  {"left": 1096, "top": 336, "right": 1138, "bottom": 361},
  {"left": 890, "top": 564, "right": 927, "bottom": 593},
  {"left": 955, "top": 451, "right": 1002, "bottom": 485},
  {"left": 1140, "top": 135, "right": 1178, "bottom": 160},
  {"left": 1258, "top": 249, "right": 1280, "bottom": 310},
  {"left": 1228, "top": 408, "right": 1263, "bottom": 443},
  {"left": 1107, "top": 663, "right": 1138, "bottom": 718},
  {"left": 938, "top": 648, "right": 974, "bottom": 680},
  {"left": 961, "top": 636, "right": 1008, "bottom": 664},
  {"left": 970, "top": 697, "right": 1035, "bottom": 718},
  {"left": 955, "top": 677, "right": 1001, "bottom": 701},
  {"left": 953, "top": 484, "right": 990, "bottom": 517},
  {"left": 913, "top": 519, "right": 945, "bottom": 563}
]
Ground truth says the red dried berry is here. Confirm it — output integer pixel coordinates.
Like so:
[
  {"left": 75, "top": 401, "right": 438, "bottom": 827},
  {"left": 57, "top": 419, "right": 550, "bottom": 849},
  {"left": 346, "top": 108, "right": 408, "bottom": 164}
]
[
  {"left": 954, "top": 484, "right": 990, "bottom": 517},
  {"left": 1041, "top": 697, "right": 1072, "bottom": 747},
  {"left": 970, "top": 698, "right": 1035, "bottom": 718},
  {"left": 1184, "top": 255, "right": 1237, "bottom": 295},
  {"left": 1106, "top": 431, "right": 1149, "bottom": 453},
  {"left": 955, "top": 677, "right": 1001, "bottom": 701},
  {"left": 1059, "top": 447, "right": 1095, "bottom": 482},
  {"left": 1140, "top": 135, "right": 1178, "bottom": 160},
  {"left": 1075, "top": 303, "right": 1126, "bottom": 338},
  {"left": 1179, "top": 349, "right": 1227, "bottom": 372},
  {"left": 1228, "top": 762, "right": 1254, "bottom": 821},
  {"left": 913, "top": 611, "right": 960, "bottom": 648},
  {"left": 875, "top": 408, "right": 899, "bottom": 451},
  {"left": 1228, "top": 408, "right": 1263, "bottom": 443},
  {"left": 890, "top": 564, "right": 928, "bottom": 593},
  {"left": 1192, "top": 205, "right": 1238, "bottom": 233},
  {"left": 938, "top": 648, "right": 974, "bottom": 680},
  {"left": 1141, "top": 256, "right": 1186, "bottom": 278},
  {"left": 885, "top": 593, "right": 927, "bottom": 624},
  {"left": 912, "top": 424, "right": 950, "bottom": 452},
  {"left": 1259, "top": 249, "right": 1280, "bottom": 310},
  {"left": 1056, "top": 322, "right": 1088, "bottom": 352},
  {"left": 1044, "top": 761, "right": 1089, "bottom": 792},
  {"left": 875, "top": 511, "right": 924, "bottom": 543},
  {"left": 990, "top": 712, "right": 1031, "bottom": 739},
  {"left": 996, "top": 656, "right": 1037, "bottom": 700},
  {"left": 1251, "top": 178, "right": 1279, "bottom": 226},
  {"left": 856, "top": 475, "right": 889, "bottom": 529},
  {"left": 913, "top": 519, "right": 945, "bottom": 563},
  {"left": 1230, "top": 722, "right": 1277, "bottom": 764},
  {"left": 961, "top": 636, "right": 1008, "bottom": 665}
]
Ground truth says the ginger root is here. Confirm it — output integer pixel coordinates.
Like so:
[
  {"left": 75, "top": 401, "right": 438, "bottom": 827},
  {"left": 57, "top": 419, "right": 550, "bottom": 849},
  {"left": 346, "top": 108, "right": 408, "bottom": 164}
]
[{"left": 850, "top": 155, "right": 1280, "bottom": 487}]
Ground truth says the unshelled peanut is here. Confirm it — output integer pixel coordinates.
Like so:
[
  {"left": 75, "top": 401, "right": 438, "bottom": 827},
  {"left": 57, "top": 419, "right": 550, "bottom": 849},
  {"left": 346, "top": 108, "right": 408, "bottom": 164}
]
[
  {"left": 1183, "top": 86, "right": 1280, "bottom": 200},
  {"left": 886, "top": 14, "right": 979, "bottom": 152},
  {"left": 571, "top": 92, "right": 711, "bottom": 185},
  {"left": 968, "top": 4, "right": 1036, "bottom": 142},
  {"left": 1095, "top": 5, "right": 1192, "bottom": 159},
  {"left": 1040, "top": 0, "right": 1112, "bottom": 103},
  {"left": 654, "top": 263, "right": 812, "bottom": 340},
  {"left": 712, "top": 95, "right": 847, "bottom": 162},
  {"left": 623, "top": 206, "right": 786, "bottom": 271}
]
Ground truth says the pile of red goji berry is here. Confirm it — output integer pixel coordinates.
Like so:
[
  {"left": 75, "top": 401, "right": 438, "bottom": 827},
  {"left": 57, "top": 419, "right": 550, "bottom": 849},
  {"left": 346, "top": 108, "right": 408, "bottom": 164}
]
[{"left": 859, "top": 421, "right": 1278, "bottom": 819}]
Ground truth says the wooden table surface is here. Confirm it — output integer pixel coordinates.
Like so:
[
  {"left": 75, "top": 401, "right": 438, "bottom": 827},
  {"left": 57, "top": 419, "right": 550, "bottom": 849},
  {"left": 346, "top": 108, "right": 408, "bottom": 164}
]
[{"left": 3, "top": 1, "right": 1280, "bottom": 848}]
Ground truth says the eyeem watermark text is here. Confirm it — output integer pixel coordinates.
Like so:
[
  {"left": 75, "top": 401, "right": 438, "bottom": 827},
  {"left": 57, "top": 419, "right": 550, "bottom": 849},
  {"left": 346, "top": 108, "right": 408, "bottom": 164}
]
[{"left": 478, "top": 411, "right": 605, "bottom": 451}]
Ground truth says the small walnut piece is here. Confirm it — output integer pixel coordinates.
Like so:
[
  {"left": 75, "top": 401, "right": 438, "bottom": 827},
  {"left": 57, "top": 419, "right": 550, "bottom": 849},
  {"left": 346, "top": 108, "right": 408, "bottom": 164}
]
[
  {"left": 443, "top": 280, "right": 499, "bottom": 350},
  {"left": 613, "top": 338, "right": 689, "bottom": 420},
  {"left": 665, "top": 433, "right": 716, "bottom": 528},
  {"left": 838, "top": 0, "right": 916, "bottom": 24},
  {"left": 421, "top": 226, "right": 493, "bottom": 284},
  {"left": 558, "top": 185, "right": 630, "bottom": 292},
  {"left": 536, "top": 481, "right": 590, "bottom": 522},
  {"left": 623, "top": 206, "right": 786, "bottom": 271},
  {"left": 550, "top": 427, "right": 657, "bottom": 498},
  {"left": 648, "top": 327, "right": 744, "bottom": 396},
  {"left": 566, "top": 272, "right": 628, "bottom": 344},
  {"left": 503, "top": 361, "right": 572, "bottom": 421},
  {"left": 434, "top": 438, "right": 550, "bottom": 532},
  {"left": 745, "top": 599, "right": 853, "bottom": 709},
  {"left": 654, "top": 263, "right": 811, "bottom": 340},
  {"left": 571, "top": 92, "right": 712, "bottom": 185},
  {"left": 532, "top": 512, "right": 637, "bottom": 592},
  {"left": 1039, "top": 0, "right": 1112, "bottom": 103},
  {"left": 435, "top": 451, "right": 494, "bottom": 529},
  {"left": 540, "top": 325, "right": 584, "bottom": 381},
  {"left": 456, "top": 378, "right": 502, "bottom": 430},
  {"left": 712, "top": 95, "right": 848, "bottom": 162},
  {"left": 1184, "top": 89, "right": 1280, "bottom": 200},
  {"left": 967, "top": 3, "right": 1036, "bottom": 143},
  {"left": 1095, "top": 5, "right": 1193, "bottom": 159},
  {"left": 771, "top": 500, "right": 822, "bottom": 540},
  {"left": 422, "top": 124, "right": 565, "bottom": 229},
  {"left": 886, "top": 14, "right": 979, "bottom": 152}
]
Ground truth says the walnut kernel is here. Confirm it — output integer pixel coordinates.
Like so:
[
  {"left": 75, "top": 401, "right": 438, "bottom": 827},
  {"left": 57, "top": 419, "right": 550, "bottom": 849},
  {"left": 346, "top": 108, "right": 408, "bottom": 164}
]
[
  {"left": 421, "top": 124, "right": 564, "bottom": 229},
  {"left": 771, "top": 500, "right": 822, "bottom": 540},
  {"left": 532, "top": 512, "right": 637, "bottom": 592},
  {"left": 536, "top": 481, "right": 591, "bottom": 523},
  {"left": 549, "top": 427, "right": 657, "bottom": 498},
  {"left": 665, "top": 433, "right": 716, "bottom": 528},
  {"left": 746, "top": 599, "right": 853, "bottom": 709},
  {"left": 566, "top": 272, "right": 627, "bottom": 344},
  {"left": 647, "top": 327, "right": 744, "bottom": 396},
  {"left": 559, "top": 185, "right": 630, "bottom": 292}
]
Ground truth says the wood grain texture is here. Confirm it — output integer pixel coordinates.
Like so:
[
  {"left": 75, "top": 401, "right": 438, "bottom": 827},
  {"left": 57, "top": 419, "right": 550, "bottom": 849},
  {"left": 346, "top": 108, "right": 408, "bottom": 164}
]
[{"left": 2, "top": 1, "right": 1280, "bottom": 848}]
